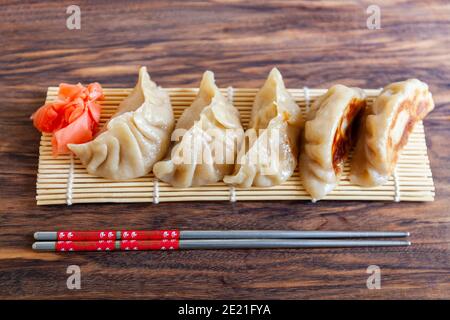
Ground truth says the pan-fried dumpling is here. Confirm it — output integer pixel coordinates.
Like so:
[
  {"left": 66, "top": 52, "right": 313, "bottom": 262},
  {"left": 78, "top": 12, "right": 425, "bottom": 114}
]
[
  {"left": 350, "top": 79, "right": 434, "bottom": 187},
  {"left": 68, "top": 67, "right": 174, "bottom": 180},
  {"left": 299, "top": 85, "right": 366, "bottom": 201},
  {"left": 223, "top": 68, "right": 303, "bottom": 187},
  {"left": 153, "top": 71, "right": 244, "bottom": 187}
]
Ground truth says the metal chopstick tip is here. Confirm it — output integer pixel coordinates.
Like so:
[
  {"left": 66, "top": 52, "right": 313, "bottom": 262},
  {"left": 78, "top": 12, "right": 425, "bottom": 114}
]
[{"left": 32, "top": 242, "right": 55, "bottom": 251}]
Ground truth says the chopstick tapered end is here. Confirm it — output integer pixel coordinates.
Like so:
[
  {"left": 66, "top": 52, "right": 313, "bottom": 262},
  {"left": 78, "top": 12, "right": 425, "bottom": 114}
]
[
  {"left": 34, "top": 231, "right": 57, "bottom": 241},
  {"left": 32, "top": 242, "right": 55, "bottom": 251}
]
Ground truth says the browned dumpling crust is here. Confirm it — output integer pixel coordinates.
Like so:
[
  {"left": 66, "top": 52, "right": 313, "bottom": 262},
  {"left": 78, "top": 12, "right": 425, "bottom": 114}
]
[
  {"left": 332, "top": 98, "right": 367, "bottom": 175},
  {"left": 350, "top": 79, "right": 434, "bottom": 187},
  {"left": 299, "top": 85, "right": 366, "bottom": 201}
]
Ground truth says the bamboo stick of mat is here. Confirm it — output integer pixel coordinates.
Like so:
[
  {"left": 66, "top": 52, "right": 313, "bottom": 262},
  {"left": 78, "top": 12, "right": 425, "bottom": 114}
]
[
  {"left": 32, "top": 239, "right": 411, "bottom": 252},
  {"left": 34, "top": 230, "right": 410, "bottom": 241}
]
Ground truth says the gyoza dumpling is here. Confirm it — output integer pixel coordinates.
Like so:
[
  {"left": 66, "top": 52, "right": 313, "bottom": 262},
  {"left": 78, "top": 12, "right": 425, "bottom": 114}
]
[
  {"left": 223, "top": 68, "right": 303, "bottom": 187},
  {"left": 153, "top": 71, "right": 244, "bottom": 187},
  {"left": 68, "top": 67, "right": 174, "bottom": 180},
  {"left": 350, "top": 79, "right": 434, "bottom": 187},
  {"left": 299, "top": 85, "right": 366, "bottom": 201}
]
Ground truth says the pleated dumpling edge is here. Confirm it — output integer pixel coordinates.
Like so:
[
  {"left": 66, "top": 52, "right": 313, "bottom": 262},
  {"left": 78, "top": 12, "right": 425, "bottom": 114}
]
[
  {"left": 223, "top": 68, "right": 303, "bottom": 188},
  {"left": 152, "top": 70, "right": 244, "bottom": 188},
  {"left": 68, "top": 66, "right": 175, "bottom": 180},
  {"left": 350, "top": 78, "right": 434, "bottom": 187},
  {"left": 299, "top": 84, "right": 366, "bottom": 201}
]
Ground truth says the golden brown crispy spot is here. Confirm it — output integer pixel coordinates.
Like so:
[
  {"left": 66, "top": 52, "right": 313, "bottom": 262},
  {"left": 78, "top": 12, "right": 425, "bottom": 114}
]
[
  {"left": 332, "top": 98, "right": 366, "bottom": 173},
  {"left": 388, "top": 93, "right": 432, "bottom": 167}
]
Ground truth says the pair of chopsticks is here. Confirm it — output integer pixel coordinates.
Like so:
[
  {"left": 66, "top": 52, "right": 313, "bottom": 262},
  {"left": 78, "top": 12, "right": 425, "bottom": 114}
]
[{"left": 32, "top": 230, "right": 411, "bottom": 252}]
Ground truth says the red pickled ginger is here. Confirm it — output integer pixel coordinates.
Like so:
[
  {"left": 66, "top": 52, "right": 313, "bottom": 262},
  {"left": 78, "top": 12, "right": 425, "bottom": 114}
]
[{"left": 31, "top": 82, "right": 103, "bottom": 156}]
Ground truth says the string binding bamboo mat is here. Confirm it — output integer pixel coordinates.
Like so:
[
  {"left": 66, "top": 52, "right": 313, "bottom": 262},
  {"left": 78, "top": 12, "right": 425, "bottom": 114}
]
[{"left": 36, "top": 87, "right": 435, "bottom": 205}]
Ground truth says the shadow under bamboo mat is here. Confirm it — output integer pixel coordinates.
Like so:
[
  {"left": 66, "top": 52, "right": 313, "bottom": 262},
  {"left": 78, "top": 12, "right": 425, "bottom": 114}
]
[{"left": 36, "top": 87, "right": 435, "bottom": 205}]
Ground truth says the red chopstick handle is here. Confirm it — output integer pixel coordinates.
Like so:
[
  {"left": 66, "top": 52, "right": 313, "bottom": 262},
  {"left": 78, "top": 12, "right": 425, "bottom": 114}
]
[
  {"left": 56, "top": 240, "right": 116, "bottom": 251},
  {"left": 57, "top": 230, "right": 116, "bottom": 241},
  {"left": 120, "top": 230, "right": 179, "bottom": 240},
  {"left": 55, "top": 240, "right": 179, "bottom": 252},
  {"left": 120, "top": 239, "right": 179, "bottom": 251},
  {"left": 56, "top": 230, "right": 179, "bottom": 241}
]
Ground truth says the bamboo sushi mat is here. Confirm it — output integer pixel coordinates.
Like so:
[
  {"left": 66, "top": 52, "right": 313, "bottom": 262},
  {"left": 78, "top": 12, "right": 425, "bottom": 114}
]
[{"left": 36, "top": 87, "right": 435, "bottom": 205}]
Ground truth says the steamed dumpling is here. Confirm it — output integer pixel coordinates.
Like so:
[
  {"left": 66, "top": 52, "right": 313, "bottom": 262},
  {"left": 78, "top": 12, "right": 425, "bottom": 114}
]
[
  {"left": 68, "top": 67, "right": 174, "bottom": 180},
  {"left": 224, "top": 68, "right": 303, "bottom": 187},
  {"left": 153, "top": 71, "right": 244, "bottom": 187},
  {"left": 299, "top": 85, "right": 366, "bottom": 201},
  {"left": 350, "top": 79, "right": 434, "bottom": 187}
]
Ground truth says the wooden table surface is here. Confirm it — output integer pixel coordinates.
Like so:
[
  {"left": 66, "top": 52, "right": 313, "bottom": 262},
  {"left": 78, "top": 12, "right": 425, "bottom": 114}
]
[{"left": 0, "top": 0, "right": 449, "bottom": 299}]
